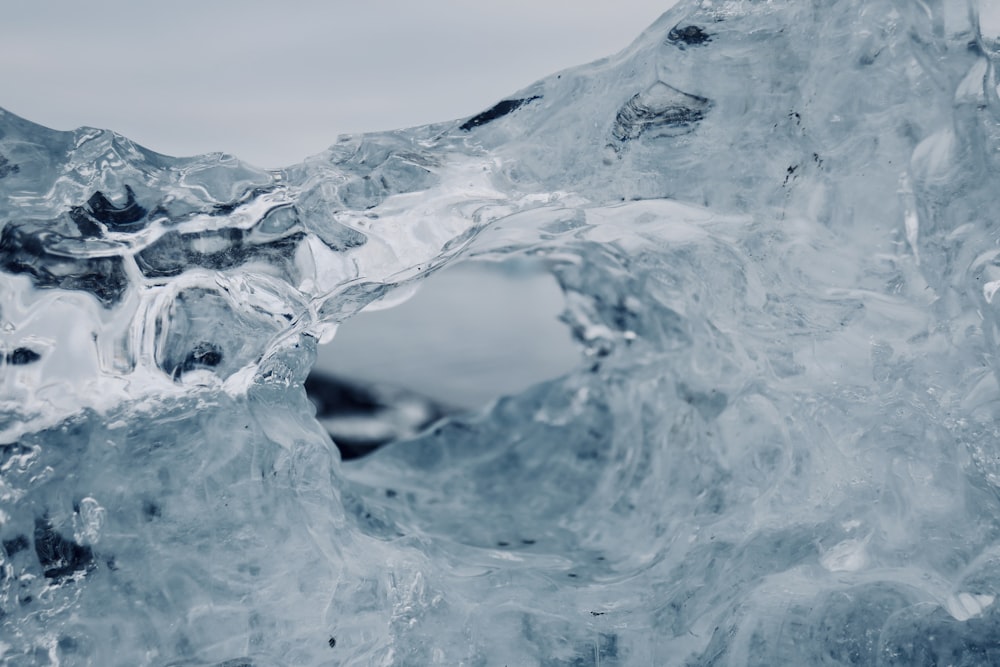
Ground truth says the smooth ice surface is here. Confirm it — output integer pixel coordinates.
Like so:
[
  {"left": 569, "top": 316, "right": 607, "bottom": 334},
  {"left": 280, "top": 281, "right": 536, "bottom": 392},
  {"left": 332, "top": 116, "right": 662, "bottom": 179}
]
[{"left": 5, "top": 0, "right": 1000, "bottom": 665}]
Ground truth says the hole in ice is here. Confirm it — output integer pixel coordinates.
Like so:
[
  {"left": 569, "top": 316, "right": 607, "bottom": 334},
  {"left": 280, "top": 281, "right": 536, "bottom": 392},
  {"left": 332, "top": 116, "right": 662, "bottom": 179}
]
[{"left": 307, "top": 259, "right": 579, "bottom": 458}]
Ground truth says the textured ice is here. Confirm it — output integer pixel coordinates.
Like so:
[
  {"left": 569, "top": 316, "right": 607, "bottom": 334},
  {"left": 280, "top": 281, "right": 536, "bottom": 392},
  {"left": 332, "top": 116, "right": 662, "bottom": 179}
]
[{"left": 4, "top": 0, "right": 1000, "bottom": 664}]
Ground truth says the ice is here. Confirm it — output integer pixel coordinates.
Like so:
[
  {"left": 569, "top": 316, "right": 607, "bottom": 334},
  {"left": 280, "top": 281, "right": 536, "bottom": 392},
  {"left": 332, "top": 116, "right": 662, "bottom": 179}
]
[{"left": 4, "top": 0, "right": 1000, "bottom": 664}]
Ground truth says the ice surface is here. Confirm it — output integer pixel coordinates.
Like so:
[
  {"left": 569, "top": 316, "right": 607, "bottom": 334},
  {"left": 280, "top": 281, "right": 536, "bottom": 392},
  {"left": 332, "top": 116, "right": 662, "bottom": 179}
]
[{"left": 4, "top": 0, "right": 1000, "bottom": 664}]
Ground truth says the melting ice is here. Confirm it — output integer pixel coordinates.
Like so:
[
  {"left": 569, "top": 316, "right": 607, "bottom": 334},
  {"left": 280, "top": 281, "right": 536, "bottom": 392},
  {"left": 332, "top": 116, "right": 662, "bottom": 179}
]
[{"left": 5, "top": 0, "right": 1000, "bottom": 664}]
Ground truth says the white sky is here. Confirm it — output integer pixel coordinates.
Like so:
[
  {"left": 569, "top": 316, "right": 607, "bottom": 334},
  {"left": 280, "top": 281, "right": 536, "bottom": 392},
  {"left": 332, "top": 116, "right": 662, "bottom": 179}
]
[{"left": 2, "top": 0, "right": 679, "bottom": 168}]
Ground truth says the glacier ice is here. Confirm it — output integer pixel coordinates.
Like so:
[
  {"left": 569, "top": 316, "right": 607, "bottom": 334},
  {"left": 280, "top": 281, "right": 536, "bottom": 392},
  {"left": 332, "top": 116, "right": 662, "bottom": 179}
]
[{"left": 5, "top": 0, "right": 1000, "bottom": 664}]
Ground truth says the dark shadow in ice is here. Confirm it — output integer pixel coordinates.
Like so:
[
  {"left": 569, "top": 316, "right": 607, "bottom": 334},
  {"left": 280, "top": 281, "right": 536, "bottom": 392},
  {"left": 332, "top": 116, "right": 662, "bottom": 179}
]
[
  {"left": 3, "top": 534, "right": 30, "bottom": 557},
  {"left": 609, "top": 81, "right": 711, "bottom": 154},
  {"left": 305, "top": 372, "right": 451, "bottom": 460},
  {"left": 136, "top": 228, "right": 306, "bottom": 278},
  {"left": 68, "top": 186, "right": 148, "bottom": 237},
  {"left": 6, "top": 347, "right": 41, "bottom": 365},
  {"left": 172, "top": 341, "right": 224, "bottom": 379},
  {"left": 33, "top": 516, "right": 94, "bottom": 581},
  {"left": 82, "top": 186, "right": 147, "bottom": 230},
  {"left": 0, "top": 222, "right": 129, "bottom": 306},
  {"left": 460, "top": 96, "right": 542, "bottom": 131},
  {"left": 0, "top": 152, "right": 19, "bottom": 178},
  {"left": 667, "top": 24, "right": 711, "bottom": 47},
  {"left": 877, "top": 604, "right": 1000, "bottom": 667}
]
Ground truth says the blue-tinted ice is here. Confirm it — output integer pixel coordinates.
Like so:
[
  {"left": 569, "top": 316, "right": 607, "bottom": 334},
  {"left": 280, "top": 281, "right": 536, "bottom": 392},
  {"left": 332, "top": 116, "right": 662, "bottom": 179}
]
[{"left": 4, "top": 0, "right": 1000, "bottom": 664}]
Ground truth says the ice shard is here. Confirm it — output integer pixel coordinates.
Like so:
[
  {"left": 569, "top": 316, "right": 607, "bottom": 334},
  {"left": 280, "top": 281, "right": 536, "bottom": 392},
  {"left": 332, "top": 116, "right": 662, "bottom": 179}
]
[{"left": 4, "top": 0, "right": 1000, "bottom": 664}]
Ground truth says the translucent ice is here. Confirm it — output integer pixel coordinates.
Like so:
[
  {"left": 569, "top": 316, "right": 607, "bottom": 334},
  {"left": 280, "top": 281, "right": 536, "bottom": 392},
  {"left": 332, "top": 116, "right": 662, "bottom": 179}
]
[{"left": 4, "top": 0, "right": 1000, "bottom": 664}]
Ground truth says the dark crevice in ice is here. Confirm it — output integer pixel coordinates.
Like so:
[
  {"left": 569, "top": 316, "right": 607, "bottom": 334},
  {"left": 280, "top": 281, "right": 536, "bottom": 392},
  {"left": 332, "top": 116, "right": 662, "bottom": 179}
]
[
  {"left": 0, "top": 222, "right": 129, "bottom": 306},
  {"left": 32, "top": 516, "right": 95, "bottom": 581},
  {"left": 459, "top": 96, "right": 542, "bottom": 131},
  {"left": 3, "top": 534, "right": 30, "bottom": 557},
  {"left": 0, "top": 153, "right": 19, "bottom": 178},
  {"left": 667, "top": 24, "right": 711, "bottom": 46},
  {"left": 66, "top": 187, "right": 148, "bottom": 237},
  {"left": 83, "top": 186, "right": 147, "bottom": 230},
  {"left": 136, "top": 228, "right": 306, "bottom": 278},
  {"left": 6, "top": 347, "right": 41, "bottom": 365},
  {"left": 305, "top": 372, "right": 452, "bottom": 460},
  {"left": 142, "top": 500, "right": 161, "bottom": 520},
  {"left": 211, "top": 185, "right": 277, "bottom": 216},
  {"left": 171, "top": 341, "right": 224, "bottom": 379},
  {"left": 609, "top": 83, "right": 711, "bottom": 153}
]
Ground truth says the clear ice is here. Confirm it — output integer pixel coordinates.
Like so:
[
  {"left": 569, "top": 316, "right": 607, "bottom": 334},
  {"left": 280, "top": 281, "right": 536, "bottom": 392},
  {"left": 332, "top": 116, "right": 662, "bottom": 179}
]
[{"left": 4, "top": 0, "right": 1000, "bottom": 664}]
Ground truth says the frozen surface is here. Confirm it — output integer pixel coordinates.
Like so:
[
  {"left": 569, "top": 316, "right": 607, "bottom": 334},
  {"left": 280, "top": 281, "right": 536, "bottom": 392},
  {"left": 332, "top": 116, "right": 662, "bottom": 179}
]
[{"left": 4, "top": 0, "right": 1000, "bottom": 664}]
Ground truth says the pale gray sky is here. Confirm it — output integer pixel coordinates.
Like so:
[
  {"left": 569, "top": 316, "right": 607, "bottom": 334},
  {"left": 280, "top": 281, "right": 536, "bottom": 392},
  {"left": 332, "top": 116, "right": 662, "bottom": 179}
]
[{"left": 2, "top": 0, "right": 679, "bottom": 168}]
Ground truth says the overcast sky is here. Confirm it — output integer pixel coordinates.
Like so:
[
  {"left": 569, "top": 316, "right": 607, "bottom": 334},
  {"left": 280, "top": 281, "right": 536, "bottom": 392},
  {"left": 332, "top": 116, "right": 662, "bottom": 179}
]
[{"left": 2, "top": 0, "right": 679, "bottom": 168}]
